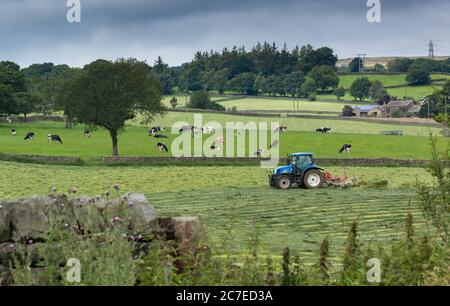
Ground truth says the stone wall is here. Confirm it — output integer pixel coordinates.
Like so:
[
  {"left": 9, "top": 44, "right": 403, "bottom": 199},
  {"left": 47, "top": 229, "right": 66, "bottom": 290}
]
[{"left": 0, "top": 193, "right": 205, "bottom": 285}]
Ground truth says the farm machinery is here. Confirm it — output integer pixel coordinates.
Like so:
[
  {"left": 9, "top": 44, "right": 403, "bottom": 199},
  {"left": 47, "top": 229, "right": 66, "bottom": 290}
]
[{"left": 268, "top": 153, "right": 355, "bottom": 190}]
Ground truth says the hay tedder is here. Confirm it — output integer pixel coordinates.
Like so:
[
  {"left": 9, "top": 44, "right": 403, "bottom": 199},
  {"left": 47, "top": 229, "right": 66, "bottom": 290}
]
[{"left": 269, "top": 153, "right": 356, "bottom": 190}]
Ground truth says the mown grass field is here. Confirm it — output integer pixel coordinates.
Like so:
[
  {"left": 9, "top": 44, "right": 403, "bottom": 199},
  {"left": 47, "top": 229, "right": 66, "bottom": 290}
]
[
  {"left": 337, "top": 73, "right": 450, "bottom": 89},
  {"left": 0, "top": 161, "right": 433, "bottom": 263},
  {"left": 0, "top": 120, "right": 446, "bottom": 159}
]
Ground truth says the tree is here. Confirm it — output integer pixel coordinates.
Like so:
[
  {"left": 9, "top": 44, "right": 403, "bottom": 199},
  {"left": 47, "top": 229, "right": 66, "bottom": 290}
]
[
  {"left": 0, "top": 84, "right": 15, "bottom": 115},
  {"left": 387, "top": 58, "right": 413, "bottom": 73},
  {"left": 170, "top": 97, "right": 178, "bottom": 109},
  {"left": 64, "top": 59, "right": 164, "bottom": 156},
  {"left": 187, "top": 89, "right": 225, "bottom": 111},
  {"left": 307, "top": 65, "right": 339, "bottom": 92},
  {"left": 406, "top": 62, "right": 431, "bottom": 85},
  {"left": 228, "top": 72, "right": 256, "bottom": 95},
  {"left": 348, "top": 57, "right": 363, "bottom": 73},
  {"left": 349, "top": 77, "right": 372, "bottom": 101},
  {"left": 284, "top": 71, "right": 305, "bottom": 97},
  {"left": 254, "top": 74, "right": 268, "bottom": 95},
  {"left": 153, "top": 57, "right": 174, "bottom": 95},
  {"left": 14, "top": 92, "right": 42, "bottom": 119},
  {"left": 342, "top": 105, "right": 353, "bottom": 117},
  {"left": 372, "top": 63, "right": 387, "bottom": 73},
  {"left": 300, "top": 77, "right": 317, "bottom": 99},
  {"left": 0, "top": 61, "right": 26, "bottom": 93},
  {"left": 442, "top": 80, "right": 450, "bottom": 96},
  {"left": 369, "top": 80, "right": 389, "bottom": 103},
  {"left": 333, "top": 87, "right": 346, "bottom": 100}
]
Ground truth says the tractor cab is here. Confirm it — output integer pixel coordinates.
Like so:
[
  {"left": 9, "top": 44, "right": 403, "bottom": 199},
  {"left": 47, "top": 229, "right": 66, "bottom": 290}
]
[{"left": 269, "top": 153, "right": 324, "bottom": 190}]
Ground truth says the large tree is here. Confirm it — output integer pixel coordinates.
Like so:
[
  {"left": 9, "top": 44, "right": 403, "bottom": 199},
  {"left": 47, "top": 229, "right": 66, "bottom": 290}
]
[
  {"left": 65, "top": 59, "right": 164, "bottom": 156},
  {"left": 350, "top": 77, "right": 372, "bottom": 101},
  {"left": 307, "top": 65, "right": 339, "bottom": 92},
  {"left": 406, "top": 62, "right": 431, "bottom": 85}
]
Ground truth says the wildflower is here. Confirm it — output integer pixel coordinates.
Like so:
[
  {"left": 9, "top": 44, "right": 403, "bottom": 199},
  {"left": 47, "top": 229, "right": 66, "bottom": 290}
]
[
  {"left": 128, "top": 201, "right": 134, "bottom": 207},
  {"left": 64, "top": 223, "right": 70, "bottom": 228},
  {"left": 111, "top": 216, "right": 123, "bottom": 223},
  {"left": 95, "top": 195, "right": 101, "bottom": 201},
  {"left": 76, "top": 198, "right": 85, "bottom": 208},
  {"left": 105, "top": 191, "right": 111, "bottom": 197},
  {"left": 27, "top": 239, "right": 33, "bottom": 245},
  {"left": 50, "top": 187, "right": 57, "bottom": 193}
]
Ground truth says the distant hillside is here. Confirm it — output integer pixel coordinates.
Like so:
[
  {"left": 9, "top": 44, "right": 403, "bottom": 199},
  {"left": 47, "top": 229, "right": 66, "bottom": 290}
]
[{"left": 338, "top": 56, "right": 449, "bottom": 68}]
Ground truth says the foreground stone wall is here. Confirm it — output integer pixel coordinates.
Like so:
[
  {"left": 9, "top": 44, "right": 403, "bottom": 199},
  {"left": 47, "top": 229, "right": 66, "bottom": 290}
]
[{"left": 0, "top": 193, "right": 205, "bottom": 285}]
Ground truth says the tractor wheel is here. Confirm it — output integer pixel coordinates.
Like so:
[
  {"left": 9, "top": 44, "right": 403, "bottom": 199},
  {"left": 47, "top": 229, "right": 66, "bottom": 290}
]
[
  {"left": 275, "top": 175, "right": 292, "bottom": 190},
  {"left": 303, "top": 170, "right": 324, "bottom": 189}
]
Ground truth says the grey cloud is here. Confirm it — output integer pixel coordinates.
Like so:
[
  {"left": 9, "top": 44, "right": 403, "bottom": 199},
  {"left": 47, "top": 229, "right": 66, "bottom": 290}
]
[{"left": 0, "top": 0, "right": 449, "bottom": 67}]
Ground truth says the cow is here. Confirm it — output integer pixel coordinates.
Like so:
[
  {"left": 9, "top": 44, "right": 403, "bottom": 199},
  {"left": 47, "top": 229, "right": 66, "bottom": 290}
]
[
  {"left": 24, "top": 132, "right": 35, "bottom": 140},
  {"left": 316, "top": 127, "right": 331, "bottom": 134},
  {"left": 253, "top": 149, "right": 264, "bottom": 157},
  {"left": 84, "top": 130, "right": 91, "bottom": 138},
  {"left": 202, "top": 126, "right": 215, "bottom": 134},
  {"left": 179, "top": 126, "right": 190, "bottom": 133},
  {"left": 274, "top": 126, "right": 288, "bottom": 133},
  {"left": 339, "top": 144, "right": 352, "bottom": 154},
  {"left": 150, "top": 126, "right": 164, "bottom": 136},
  {"left": 157, "top": 142, "right": 169, "bottom": 152},
  {"left": 48, "top": 134, "right": 63, "bottom": 144},
  {"left": 210, "top": 145, "right": 221, "bottom": 151},
  {"left": 11, "top": 129, "right": 17, "bottom": 136}
]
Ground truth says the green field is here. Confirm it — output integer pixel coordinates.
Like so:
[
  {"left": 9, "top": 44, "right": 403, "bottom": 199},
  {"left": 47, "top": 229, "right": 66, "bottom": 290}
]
[
  {"left": 0, "top": 160, "right": 433, "bottom": 263},
  {"left": 337, "top": 73, "right": 450, "bottom": 89},
  {"left": 219, "top": 98, "right": 357, "bottom": 113},
  {"left": 0, "top": 120, "right": 446, "bottom": 159}
]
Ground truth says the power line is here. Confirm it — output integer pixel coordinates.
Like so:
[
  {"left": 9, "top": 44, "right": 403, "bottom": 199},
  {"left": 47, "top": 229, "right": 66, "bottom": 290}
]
[{"left": 429, "top": 40, "right": 435, "bottom": 58}]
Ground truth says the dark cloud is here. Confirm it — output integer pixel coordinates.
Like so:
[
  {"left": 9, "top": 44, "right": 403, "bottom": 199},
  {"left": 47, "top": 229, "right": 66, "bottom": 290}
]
[{"left": 0, "top": 0, "right": 449, "bottom": 67}]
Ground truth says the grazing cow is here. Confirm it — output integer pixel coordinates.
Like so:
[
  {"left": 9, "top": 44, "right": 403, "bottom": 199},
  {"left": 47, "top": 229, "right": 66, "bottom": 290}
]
[
  {"left": 339, "top": 144, "right": 352, "bottom": 154},
  {"left": 11, "top": 129, "right": 17, "bottom": 136},
  {"left": 150, "top": 126, "right": 164, "bottom": 136},
  {"left": 154, "top": 134, "right": 169, "bottom": 139},
  {"left": 253, "top": 149, "right": 264, "bottom": 157},
  {"left": 210, "top": 145, "right": 221, "bottom": 151},
  {"left": 48, "top": 134, "right": 63, "bottom": 144},
  {"left": 316, "top": 127, "right": 331, "bottom": 134},
  {"left": 24, "top": 132, "right": 35, "bottom": 140},
  {"left": 157, "top": 142, "right": 169, "bottom": 152},
  {"left": 274, "top": 126, "right": 288, "bottom": 133},
  {"left": 202, "top": 126, "right": 215, "bottom": 134},
  {"left": 84, "top": 130, "right": 91, "bottom": 138}
]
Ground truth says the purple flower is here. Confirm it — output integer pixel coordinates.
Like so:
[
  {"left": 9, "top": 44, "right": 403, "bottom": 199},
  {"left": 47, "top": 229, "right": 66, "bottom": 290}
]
[{"left": 27, "top": 239, "right": 33, "bottom": 245}]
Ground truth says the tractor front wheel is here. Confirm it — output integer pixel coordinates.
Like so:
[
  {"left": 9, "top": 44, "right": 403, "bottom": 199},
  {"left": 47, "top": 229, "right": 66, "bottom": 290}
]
[
  {"left": 275, "top": 175, "right": 292, "bottom": 190},
  {"left": 303, "top": 170, "right": 324, "bottom": 189}
]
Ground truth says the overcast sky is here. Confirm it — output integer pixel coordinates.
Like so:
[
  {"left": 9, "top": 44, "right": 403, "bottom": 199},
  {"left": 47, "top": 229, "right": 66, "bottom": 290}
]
[{"left": 1, "top": 0, "right": 449, "bottom": 68}]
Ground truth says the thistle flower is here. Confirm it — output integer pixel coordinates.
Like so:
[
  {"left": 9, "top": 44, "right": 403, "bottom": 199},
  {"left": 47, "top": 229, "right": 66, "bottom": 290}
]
[
  {"left": 27, "top": 239, "right": 33, "bottom": 245},
  {"left": 95, "top": 195, "right": 101, "bottom": 201}
]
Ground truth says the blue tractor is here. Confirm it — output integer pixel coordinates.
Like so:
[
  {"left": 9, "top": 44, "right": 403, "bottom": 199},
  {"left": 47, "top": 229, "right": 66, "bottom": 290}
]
[{"left": 269, "top": 153, "right": 325, "bottom": 190}]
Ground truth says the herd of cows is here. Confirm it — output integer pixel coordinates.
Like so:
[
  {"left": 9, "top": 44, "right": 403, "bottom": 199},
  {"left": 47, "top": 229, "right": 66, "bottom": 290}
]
[{"left": 6, "top": 125, "right": 353, "bottom": 155}]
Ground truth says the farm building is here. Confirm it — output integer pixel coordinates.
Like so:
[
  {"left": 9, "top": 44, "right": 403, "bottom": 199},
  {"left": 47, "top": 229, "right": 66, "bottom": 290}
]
[
  {"left": 383, "top": 100, "right": 418, "bottom": 117},
  {"left": 351, "top": 100, "right": 420, "bottom": 118},
  {"left": 351, "top": 105, "right": 384, "bottom": 118}
]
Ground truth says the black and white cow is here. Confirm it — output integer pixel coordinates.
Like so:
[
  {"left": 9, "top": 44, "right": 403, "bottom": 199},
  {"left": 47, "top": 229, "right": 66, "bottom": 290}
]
[
  {"left": 48, "top": 134, "right": 63, "bottom": 144},
  {"left": 253, "top": 149, "right": 264, "bottom": 157},
  {"left": 84, "top": 130, "right": 91, "bottom": 138},
  {"left": 11, "top": 129, "right": 17, "bottom": 136},
  {"left": 316, "top": 127, "right": 331, "bottom": 134},
  {"left": 339, "top": 144, "right": 352, "bottom": 154},
  {"left": 24, "top": 132, "right": 35, "bottom": 140},
  {"left": 274, "top": 126, "right": 288, "bottom": 133},
  {"left": 150, "top": 126, "right": 164, "bottom": 136},
  {"left": 157, "top": 142, "right": 169, "bottom": 152},
  {"left": 210, "top": 144, "right": 221, "bottom": 151}
]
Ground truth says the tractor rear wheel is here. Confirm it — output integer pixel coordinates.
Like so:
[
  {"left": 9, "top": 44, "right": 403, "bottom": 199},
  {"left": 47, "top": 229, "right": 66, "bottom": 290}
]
[
  {"left": 303, "top": 170, "right": 324, "bottom": 189},
  {"left": 275, "top": 175, "right": 292, "bottom": 190}
]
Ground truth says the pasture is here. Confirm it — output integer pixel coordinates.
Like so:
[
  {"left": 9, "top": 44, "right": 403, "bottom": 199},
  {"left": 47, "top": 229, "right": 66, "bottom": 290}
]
[
  {"left": 0, "top": 120, "right": 446, "bottom": 159},
  {"left": 0, "top": 160, "right": 433, "bottom": 263}
]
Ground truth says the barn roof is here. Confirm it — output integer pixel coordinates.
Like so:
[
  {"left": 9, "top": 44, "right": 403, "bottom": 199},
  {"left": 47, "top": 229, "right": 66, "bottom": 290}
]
[
  {"left": 352, "top": 105, "right": 382, "bottom": 112},
  {"left": 385, "top": 100, "right": 414, "bottom": 108}
]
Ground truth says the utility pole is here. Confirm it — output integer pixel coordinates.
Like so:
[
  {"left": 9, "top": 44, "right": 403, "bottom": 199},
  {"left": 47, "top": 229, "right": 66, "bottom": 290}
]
[
  {"left": 428, "top": 40, "right": 435, "bottom": 58},
  {"left": 357, "top": 54, "right": 367, "bottom": 73}
]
